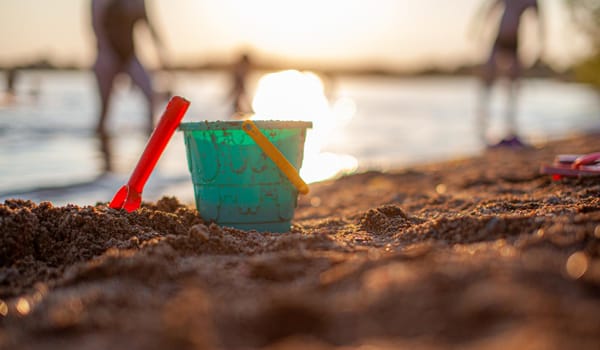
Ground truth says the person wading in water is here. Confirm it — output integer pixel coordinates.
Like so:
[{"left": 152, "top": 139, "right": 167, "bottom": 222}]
[
  {"left": 474, "top": 0, "right": 544, "bottom": 147},
  {"left": 92, "top": 0, "right": 165, "bottom": 135}
]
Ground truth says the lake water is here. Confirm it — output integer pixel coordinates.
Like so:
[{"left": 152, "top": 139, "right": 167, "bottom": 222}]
[{"left": 1, "top": 70, "right": 599, "bottom": 206}]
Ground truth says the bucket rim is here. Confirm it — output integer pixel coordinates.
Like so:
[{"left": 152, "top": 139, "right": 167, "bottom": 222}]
[{"left": 179, "top": 120, "right": 312, "bottom": 131}]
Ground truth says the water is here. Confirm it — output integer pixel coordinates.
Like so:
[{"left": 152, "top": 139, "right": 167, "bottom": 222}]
[{"left": 1, "top": 70, "right": 599, "bottom": 206}]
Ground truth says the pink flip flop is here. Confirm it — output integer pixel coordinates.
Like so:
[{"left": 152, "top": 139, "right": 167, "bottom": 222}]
[{"left": 540, "top": 152, "right": 600, "bottom": 180}]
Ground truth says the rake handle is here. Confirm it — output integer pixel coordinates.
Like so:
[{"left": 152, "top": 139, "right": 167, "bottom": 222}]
[{"left": 127, "top": 96, "right": 190, "bottom": 193}]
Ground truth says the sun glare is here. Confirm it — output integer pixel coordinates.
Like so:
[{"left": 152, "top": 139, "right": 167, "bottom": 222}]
[{"left": 251, "top": 70, "right": 358, "bottom": 183}]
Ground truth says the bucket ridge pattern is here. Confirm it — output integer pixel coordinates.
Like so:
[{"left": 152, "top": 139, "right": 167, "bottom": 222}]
[{"left": 180, "top": 121, "right": 311, "bottom": 232}]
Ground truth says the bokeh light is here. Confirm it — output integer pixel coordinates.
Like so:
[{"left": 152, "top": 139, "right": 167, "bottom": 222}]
[{"left": 252, "top": 70, "right": 358, "bottom": 183}]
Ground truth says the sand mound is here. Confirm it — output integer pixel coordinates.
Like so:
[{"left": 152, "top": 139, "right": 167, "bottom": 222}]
[{"left": 1, "top": 135, "right": 600, "bottom": 349}]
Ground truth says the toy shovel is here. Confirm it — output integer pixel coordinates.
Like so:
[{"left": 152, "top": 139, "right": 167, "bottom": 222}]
[{"left": 109, "top": 96, "right": 190, "bottom": 212}]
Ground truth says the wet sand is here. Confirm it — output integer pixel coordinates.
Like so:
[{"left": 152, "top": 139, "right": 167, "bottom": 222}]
[{"left": 1, "top": 133, "right": 600, "bottom": 349}]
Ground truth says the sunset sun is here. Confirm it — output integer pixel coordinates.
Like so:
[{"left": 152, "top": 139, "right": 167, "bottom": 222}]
[{"left": 251, "top": 70, "right": 358, "bottom": 183}]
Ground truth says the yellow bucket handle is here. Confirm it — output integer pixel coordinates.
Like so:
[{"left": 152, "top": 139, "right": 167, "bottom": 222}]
[{"left": 242, "top": 120, "right": 309, "bottom": 195}]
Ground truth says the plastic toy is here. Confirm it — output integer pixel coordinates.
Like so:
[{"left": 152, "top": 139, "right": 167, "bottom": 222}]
[
  {"left": 109, "top": 96, "right": 190, "bottom": 211},
  {"left": 179, "top": 120, "right": 311, "bottom": 232},
  {"left": 540, "top": 152, "right": 600, "bottom": 180},
  {"left": 242, "top": 120, "right": 309, "bottom": 195}
]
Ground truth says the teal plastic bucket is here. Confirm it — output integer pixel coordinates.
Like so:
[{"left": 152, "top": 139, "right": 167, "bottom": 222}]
[{"left": 179, "top": 120, "right": 312, "bottom": 232}]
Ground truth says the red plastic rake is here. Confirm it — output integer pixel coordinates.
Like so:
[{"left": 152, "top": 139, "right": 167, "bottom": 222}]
[{"left": 109, "top": 96, "right": 190, "bottom": 212}]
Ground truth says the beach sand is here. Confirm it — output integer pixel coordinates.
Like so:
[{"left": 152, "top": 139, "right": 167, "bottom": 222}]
[{"left": 1, "top": 133, "right": 600, "bottom": 349}]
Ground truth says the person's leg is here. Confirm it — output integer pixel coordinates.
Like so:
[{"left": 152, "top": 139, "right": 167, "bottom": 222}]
[
  {"left": 96, "top": 129, "right": 113, "bottom": 173},
  {"left": 93, "top": 53, "right": 120, "bottom": 134},
  {"left": 506, "top": 54, "right": 522, "bottom": 138},
  {"left": 126, "top": 57, "right": 155, "bottom": 135},
  {"left": 478, "top": 50, "right": 497, "bottom": 145}
]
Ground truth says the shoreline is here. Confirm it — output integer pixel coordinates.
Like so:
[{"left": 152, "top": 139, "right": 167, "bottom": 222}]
[{"left": 1, "top": 132, "right": 600, "bottom": 349}]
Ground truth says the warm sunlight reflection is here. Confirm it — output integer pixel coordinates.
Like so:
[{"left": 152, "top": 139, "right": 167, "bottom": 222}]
[{"left": 251, "top": 70, "right": 358, "bottom": 183}]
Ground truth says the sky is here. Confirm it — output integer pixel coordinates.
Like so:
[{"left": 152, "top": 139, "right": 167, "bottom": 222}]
[{"left": 0, "top": 0, "right": 593, "bottom": 71}]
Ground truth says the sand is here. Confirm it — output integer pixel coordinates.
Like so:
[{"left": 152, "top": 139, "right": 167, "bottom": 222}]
[{"left": 1, "top": 134, "right": 600, "bottom": 349}]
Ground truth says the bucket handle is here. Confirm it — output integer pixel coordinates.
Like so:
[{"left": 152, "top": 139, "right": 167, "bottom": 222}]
[{"left": 242, "top": 120, "right": 309, "bottom": 195}]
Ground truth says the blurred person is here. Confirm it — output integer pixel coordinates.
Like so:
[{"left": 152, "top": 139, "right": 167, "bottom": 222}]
[
  {"left": 2, "top": 68, "right": 17, "bottom": 104},
  {"left": 474, "top": 0, "right": 544, "bottom": 147},
  {"left": 228, "top": 53, "right": 252, "bottom": 119},
  {"left": 97, "top": 130, "right": 114, "bottom": 173},
  {"left": 6, "top": 68, "right": 16, "bottom": 95},
  {"left": 91, "top": 0, "right": 165, "bottom": 135},
  {"left": 2, "top": 68, "right": 42, "bottom": 105}
]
